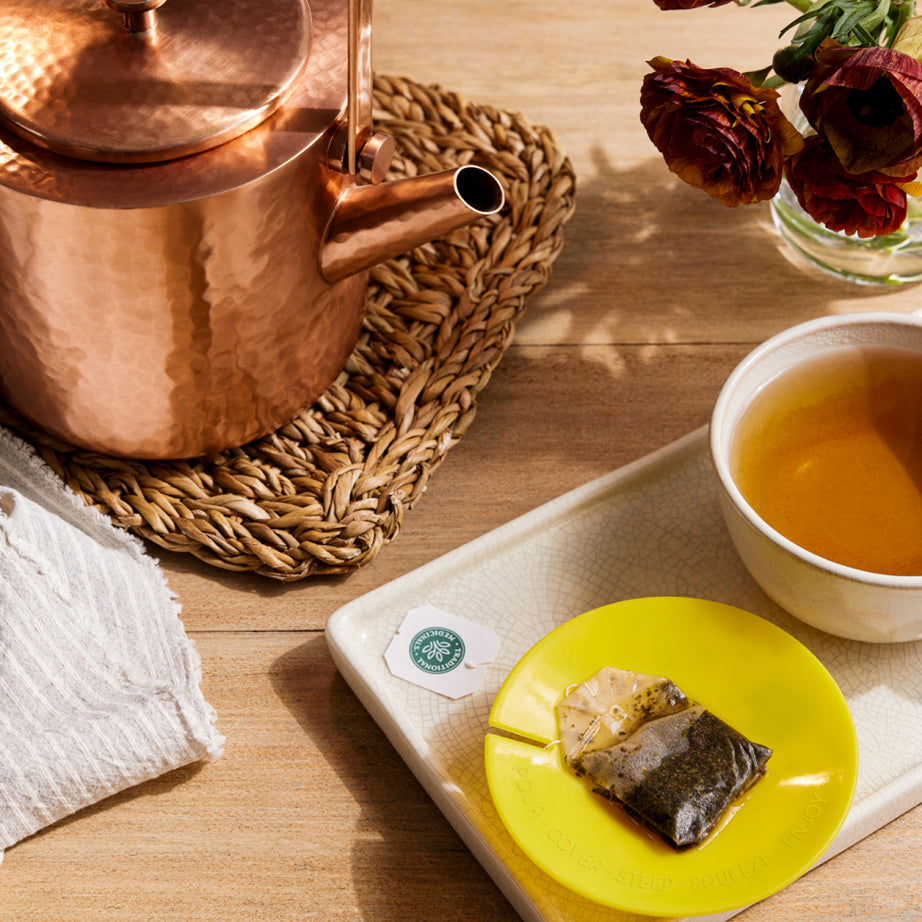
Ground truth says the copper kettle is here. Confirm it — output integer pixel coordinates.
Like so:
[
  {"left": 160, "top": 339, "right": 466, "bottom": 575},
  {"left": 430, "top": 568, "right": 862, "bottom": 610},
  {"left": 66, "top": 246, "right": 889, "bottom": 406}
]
[{"left": 0, "top": 0, "right": 504, "bottom": 458}]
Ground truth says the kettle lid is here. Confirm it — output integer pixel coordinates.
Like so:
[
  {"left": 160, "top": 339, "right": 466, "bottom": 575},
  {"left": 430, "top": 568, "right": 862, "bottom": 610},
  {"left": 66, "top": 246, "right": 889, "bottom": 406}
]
[{"left": 0, "top": 0, "right": 312, "bottom": 164}]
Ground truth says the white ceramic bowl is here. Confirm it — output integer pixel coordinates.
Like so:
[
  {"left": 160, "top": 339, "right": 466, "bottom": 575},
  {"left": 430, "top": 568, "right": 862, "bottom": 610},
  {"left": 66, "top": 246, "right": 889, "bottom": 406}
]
[{"left": 710, "top": 311, "right": 922, "bottom": 643}]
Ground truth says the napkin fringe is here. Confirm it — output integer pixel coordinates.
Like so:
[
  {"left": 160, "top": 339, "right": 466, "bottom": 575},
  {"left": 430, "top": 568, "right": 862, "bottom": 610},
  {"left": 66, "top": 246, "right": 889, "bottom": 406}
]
[
  {"left": 0, "top": 425, "right": 163, "bottom": 565},
  {"left": 0, "top": 685, "right": 223, "bottom": 850}
]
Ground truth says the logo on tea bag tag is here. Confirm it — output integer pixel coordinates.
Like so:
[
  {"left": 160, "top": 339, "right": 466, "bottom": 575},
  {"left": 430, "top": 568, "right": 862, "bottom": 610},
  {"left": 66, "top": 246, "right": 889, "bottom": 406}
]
[
  {"left": 409, "top": 627, "right": 466, "bottom": 674},
  {"left": 385, "top": 605, "right": 499, "bottom": 698}
]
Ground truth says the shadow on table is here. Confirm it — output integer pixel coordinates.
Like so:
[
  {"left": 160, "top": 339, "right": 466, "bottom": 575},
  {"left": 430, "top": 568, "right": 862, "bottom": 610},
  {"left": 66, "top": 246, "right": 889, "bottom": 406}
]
[
  {"left": 270, "top": 636, "right": 518, "bottom": 922},
  {"left": 517, "top": 150, "right": 919, "bottom": 349},
  {"left": 9, "top": 761, "right": 206, "bottom": 855}
]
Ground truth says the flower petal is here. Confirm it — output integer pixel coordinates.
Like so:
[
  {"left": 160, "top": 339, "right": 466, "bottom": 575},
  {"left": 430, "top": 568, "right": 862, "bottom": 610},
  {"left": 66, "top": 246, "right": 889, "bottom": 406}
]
[
  {"left": 640, "top": 58, "right": 803, "bottom": 206},
  {"left": 801, "top": 40, "right": 922, "bottom": 175},
  {"left": 785, "top": 135, "right": 914, "bottom": 237}
]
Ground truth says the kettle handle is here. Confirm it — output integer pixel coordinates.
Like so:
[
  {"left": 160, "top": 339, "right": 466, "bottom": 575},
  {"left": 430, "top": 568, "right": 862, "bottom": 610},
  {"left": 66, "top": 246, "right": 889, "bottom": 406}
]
[
  {"left": 342, "top": 0, "right": 395, "bottom": 184},
  {"left": 345, "top": 0, "right": 371, "bottom": 176}
]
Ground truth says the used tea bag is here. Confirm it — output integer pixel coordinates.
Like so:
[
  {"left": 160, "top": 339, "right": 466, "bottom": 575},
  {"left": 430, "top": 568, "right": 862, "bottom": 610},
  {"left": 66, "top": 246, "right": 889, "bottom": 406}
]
[
  {"left": 557, "top": 666, "right": 772, "bottom": 849},
  {"left": 557, "top": 667, "right": 689, "bottom": 760}
]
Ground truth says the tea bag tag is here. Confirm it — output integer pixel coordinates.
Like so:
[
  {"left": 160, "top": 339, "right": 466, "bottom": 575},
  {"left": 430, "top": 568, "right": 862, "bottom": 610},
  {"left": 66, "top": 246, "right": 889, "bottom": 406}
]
[{"left": 384, "top": 606, "right": 500, "bottom": 699}]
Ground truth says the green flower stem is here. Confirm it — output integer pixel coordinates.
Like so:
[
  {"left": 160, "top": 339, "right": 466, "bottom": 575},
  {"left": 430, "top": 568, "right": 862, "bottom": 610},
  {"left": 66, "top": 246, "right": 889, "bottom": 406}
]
[{"left": 783, "top": 0, "right": 814, "bottom": 12}]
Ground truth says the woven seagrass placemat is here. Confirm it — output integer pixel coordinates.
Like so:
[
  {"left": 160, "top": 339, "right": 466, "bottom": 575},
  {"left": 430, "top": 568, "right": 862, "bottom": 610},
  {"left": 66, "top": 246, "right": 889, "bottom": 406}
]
[{"left": 0, "top": 74, "right": 576, "bottom": 581}]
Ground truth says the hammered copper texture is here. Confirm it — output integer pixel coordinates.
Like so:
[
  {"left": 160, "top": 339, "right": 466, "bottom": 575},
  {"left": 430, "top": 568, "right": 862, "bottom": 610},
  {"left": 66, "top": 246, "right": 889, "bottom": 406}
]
[
  {"left": 0, "top": 0, "right": 311, "bottom": 162},
  {"left": 0, "top": 0, "right": 344, "bottom": 207},
  {"left": 0, "top": 155, "right": 363, "bottom": 458},
  {"left": 0, "top": 75, "right": 577, "bottom": 579}
]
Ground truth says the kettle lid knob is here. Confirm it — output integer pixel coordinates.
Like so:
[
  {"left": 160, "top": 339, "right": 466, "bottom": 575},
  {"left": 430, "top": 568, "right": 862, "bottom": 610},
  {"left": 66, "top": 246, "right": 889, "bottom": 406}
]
[{"left": 104, "top": 0, "right": 168, "bottom": 33}]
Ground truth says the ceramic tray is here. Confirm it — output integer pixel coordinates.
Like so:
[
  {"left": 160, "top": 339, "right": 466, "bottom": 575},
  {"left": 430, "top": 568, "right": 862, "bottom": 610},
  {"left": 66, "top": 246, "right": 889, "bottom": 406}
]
[{"left": 326, "top": 426, "right": 922, "bottom": 922}]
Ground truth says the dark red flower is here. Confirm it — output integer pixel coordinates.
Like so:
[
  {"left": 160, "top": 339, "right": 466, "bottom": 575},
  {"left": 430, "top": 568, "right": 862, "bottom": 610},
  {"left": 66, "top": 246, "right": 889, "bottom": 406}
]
[
  {"left": 640, "top": 57, "right": 804, "bottom": 206},
  {"left": 652, "top": 0, "right": 734, "bottom": 8},
  {"left": 800, "top": 40, "right": 922, "bottom": 176},
  {"left": 785, "top": 135, "right": 922, "bottom": 237}
]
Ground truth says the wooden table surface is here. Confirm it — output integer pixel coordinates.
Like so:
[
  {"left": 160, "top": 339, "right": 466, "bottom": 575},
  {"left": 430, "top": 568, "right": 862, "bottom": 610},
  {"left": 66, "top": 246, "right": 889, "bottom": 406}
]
[{"left": 5, "top": 1, "right": 922, "bottom": 918}]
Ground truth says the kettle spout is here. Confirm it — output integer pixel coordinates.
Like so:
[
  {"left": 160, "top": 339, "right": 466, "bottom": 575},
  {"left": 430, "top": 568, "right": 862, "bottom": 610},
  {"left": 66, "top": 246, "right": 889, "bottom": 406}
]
[{"left": 320, "top": 165, "right": 504, "bottom": 283}]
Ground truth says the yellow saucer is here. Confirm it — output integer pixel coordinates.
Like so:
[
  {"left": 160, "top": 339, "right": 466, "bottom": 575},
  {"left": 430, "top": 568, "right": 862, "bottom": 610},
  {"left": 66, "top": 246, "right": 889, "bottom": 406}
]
[{"left": 485, "top": 597, "right": 858, "bottom": 917}]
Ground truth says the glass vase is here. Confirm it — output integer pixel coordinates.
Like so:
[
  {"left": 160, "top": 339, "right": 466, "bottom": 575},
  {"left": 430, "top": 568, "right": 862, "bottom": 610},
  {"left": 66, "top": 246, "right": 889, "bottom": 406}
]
[
  {"left": 770, "top": 179, "right": 922, "bottom": 286},
  {"left": 770, "top": 81, "right": 922, "bottom": 286}
]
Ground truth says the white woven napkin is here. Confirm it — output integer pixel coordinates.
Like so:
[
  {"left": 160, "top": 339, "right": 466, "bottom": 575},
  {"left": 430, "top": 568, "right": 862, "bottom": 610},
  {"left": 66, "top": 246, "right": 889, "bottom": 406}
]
[{"left": 0, "top": 427, "right": 223, "bottom": 863}]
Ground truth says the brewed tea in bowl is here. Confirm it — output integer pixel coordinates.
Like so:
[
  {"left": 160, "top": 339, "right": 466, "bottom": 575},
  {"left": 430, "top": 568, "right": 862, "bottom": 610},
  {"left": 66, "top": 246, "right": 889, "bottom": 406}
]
[{"left": 710, "top": 312, "right": 922, "bottom": 643}]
